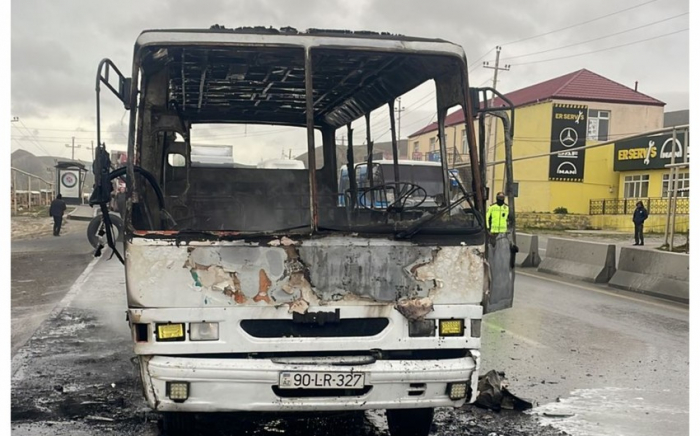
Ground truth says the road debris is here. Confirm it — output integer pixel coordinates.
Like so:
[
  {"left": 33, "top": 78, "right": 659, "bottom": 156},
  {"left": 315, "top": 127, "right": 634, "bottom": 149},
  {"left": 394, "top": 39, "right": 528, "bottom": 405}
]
[{"left": 475, "top": 370, "right": 534, "bottom": 412}]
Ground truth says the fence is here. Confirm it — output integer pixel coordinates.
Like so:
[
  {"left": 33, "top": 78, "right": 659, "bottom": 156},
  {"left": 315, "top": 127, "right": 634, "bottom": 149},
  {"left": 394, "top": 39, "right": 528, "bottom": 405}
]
[
  {"left": 589, "top": 197, "right": 689, "bottom": 215},
  {"left": 11, "top": 167, "right": 55, "bottom": 214}
]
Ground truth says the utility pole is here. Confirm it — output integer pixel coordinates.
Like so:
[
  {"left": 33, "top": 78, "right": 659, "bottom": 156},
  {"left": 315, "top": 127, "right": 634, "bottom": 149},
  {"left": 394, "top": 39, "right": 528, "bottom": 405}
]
[
  {"left": 483, "top": 46, "right": 510, "bottom": 202},
  {"left": 87, "top": 140, "right": 95, "bottom": 161},
  {"left": 663, "top": 128, "right": 678, "bottom": 248},
  {"left": 27, "top": 175, "right": 32, "bottom": 210},
  {"left": 12, "top": 171, "right": 17, "bottom": 214},
  {"left": 65, "top": 137, "right": 81, "bottom": 161},
  {"left": 395, "top": 97, "right": 405, "bottom": 140}
]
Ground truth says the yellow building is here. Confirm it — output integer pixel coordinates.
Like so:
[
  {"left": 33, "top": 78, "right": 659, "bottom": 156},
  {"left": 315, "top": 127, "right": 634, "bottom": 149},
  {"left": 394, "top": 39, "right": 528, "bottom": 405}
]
[{"left": 408, "top": 69, "right": 689, "bottom": 231}]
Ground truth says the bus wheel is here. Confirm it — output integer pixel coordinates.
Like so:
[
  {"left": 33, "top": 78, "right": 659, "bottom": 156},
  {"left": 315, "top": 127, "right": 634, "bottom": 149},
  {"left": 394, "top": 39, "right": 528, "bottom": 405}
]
[{"left": 386, "top": 408, "right": 434, "bottom": 436}]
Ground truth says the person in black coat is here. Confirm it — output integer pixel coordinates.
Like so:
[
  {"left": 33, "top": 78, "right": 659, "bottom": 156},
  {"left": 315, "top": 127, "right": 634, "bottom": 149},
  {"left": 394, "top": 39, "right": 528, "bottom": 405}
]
[
  {"left": 49, "top": 194, "right": 67, "bottom": 236},
  {"left": 632, "top": 201, "right": 649, "bottom": 246}
]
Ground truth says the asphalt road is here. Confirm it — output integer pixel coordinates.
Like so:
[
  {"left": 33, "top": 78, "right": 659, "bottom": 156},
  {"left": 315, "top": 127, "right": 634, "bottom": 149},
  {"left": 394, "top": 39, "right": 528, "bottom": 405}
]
[
  {"left": 11, "top": 219, "right": 93, "bottom": 356},
  {"left": 10, "top": 257, "right": 688, "bottom": 435}
]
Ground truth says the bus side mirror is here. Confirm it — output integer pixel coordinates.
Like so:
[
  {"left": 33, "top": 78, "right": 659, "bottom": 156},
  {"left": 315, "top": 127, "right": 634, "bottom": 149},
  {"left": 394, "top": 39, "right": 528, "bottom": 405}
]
[
  {"left": 469, "top": 87, "right": 480, "bottom": 116},
  {"left": 120, "top": 78, "right": 132, "bottom": 110}
]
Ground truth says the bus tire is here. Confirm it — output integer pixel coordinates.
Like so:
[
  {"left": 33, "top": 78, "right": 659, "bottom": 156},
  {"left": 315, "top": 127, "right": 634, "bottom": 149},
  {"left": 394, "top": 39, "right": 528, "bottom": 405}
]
[
  {"left": 86, "top": 213, "right": 123, "bottom": 249},
  {"left": 386, "top": 407, "right": 434, "bottom": 436}
]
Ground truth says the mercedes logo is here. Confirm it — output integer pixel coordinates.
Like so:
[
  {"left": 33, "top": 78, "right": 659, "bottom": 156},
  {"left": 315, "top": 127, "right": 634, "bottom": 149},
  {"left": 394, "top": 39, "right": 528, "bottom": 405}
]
[{"left": 559, "top": 127, "right": 578, "bottom": 148}]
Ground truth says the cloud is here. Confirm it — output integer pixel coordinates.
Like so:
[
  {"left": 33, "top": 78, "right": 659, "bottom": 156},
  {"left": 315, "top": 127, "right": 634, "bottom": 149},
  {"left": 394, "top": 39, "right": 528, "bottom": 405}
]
[{"left": 9, "top": 0, "right": 690, "bottom": 161}]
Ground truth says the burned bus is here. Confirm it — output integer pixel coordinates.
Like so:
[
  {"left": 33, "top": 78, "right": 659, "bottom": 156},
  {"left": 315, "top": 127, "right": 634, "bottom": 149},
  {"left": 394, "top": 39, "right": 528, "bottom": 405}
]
[{"left": 90, "top": 26, "right": 517, "bottom": 436}]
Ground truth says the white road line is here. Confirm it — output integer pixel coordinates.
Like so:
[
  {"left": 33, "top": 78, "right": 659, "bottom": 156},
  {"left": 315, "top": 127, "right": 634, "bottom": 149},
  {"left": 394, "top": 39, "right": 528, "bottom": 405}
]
[
  {"left": 483, "top": 320, "right": 548, "bottom": 349},
  {"left": 11, "top": 256, "right": 102, "bottom": 378}
]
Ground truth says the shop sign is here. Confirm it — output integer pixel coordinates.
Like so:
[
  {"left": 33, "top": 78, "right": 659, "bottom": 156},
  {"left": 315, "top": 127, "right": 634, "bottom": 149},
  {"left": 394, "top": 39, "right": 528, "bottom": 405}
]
[
  {"left": 614, "top": 131, "right": 687, "bottom": 171},
  {"left": 549, "top": 103, "right": 587, "bottom": 182}
]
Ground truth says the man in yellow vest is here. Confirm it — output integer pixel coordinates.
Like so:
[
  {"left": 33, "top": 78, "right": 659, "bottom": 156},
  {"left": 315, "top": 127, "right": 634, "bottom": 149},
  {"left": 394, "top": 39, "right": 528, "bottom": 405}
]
[{"left": 486, "top": 191, "right": 510, "bottom": 239}]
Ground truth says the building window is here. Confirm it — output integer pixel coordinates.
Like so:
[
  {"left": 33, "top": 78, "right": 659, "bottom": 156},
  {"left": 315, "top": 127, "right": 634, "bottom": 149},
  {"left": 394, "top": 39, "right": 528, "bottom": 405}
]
[
  {"left": 623, "top": 174, "right": 649, "bottom": 198},
  {"left": 461, "top": 129, "right": 467, "bottom": 154},
  {"left": 662, "top": 172, "right": 689, "bottom": 197},
  {"left": 429, "top": 137, "right": 437, "bottom": 151},
  {"left": 587, "top": 109, "right": 610, "bottom": 141},
  {"left": 413, "top": 141, "right": 419, "bottom": 152}
]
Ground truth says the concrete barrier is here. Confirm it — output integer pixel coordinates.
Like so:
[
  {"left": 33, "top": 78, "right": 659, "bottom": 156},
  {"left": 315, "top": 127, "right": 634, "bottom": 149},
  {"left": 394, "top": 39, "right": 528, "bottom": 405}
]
[
  {"left": 608, "top": 247, "right": 689, "bottom": 304},
  {"left": 515, "top": 233, "right": 541, "bottom": 268},
  {"left": 537, "top": 237, "right": 616, "bottom": 283}
]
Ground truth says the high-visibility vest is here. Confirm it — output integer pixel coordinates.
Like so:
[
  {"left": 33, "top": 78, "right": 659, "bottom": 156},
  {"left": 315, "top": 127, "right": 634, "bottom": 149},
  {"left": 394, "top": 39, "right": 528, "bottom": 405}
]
[{"left": 486, "top": 203, "right": 509, "bottom": 233}]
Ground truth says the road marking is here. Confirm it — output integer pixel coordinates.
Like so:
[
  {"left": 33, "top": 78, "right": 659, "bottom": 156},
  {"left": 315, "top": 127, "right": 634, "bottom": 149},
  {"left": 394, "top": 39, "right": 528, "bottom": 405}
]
[
  {"left": 40, "top": 290, "right": 68, "bottom": 296},
  {"left": 11, "top": 256, "right": 102, "bottom": 378},
  {"left": 516, "top": 270, "right": 688, "bottom": 313},
  {"left": 483, "top": 320, "right": 548, "bottom": 349}
]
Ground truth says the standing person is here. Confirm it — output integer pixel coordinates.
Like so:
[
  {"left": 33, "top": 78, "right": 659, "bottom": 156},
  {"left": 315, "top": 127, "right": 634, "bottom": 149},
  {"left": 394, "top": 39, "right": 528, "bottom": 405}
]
[
  {"left": 633, "top": 201, "right": 648, "bottom": 246},
  {"left": 486, "top": 192, "right": 510, "bottom": 244},
  {"left": 49, "top": 194, "right": 67, "bottom": 236}
]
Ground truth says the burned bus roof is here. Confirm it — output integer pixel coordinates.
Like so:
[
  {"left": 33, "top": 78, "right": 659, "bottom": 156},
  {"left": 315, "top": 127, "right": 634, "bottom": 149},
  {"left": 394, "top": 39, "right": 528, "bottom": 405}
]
[{"left": 133, "top": 28, "right": 468, "bottom": 128}]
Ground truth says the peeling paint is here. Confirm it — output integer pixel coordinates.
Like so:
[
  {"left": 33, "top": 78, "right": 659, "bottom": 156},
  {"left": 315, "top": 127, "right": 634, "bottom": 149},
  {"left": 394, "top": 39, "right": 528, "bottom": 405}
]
[
  {"left": 254, "top": 269, "right": 273, "bottom": 303},
  {"left": 288, "top": 298, "right": 309, "bottom": 314},
  {"left": 395, "top": 297, "right": 434, "bottom": 320},
  {"left": 126, "top": 238, "right": 484, "bottom": 309},
  {"left": 269, "top": 236, "right": 298, "bottom": 247}
]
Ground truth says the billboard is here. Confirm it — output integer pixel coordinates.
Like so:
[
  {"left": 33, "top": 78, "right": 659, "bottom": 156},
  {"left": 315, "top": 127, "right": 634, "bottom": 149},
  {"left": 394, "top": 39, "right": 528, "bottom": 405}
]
[
  {"left": 548, "top": 103, "right": 587, "bottom": 182},
  {"left": 614, "top": 131, "right": 687, "bottom": 171}
]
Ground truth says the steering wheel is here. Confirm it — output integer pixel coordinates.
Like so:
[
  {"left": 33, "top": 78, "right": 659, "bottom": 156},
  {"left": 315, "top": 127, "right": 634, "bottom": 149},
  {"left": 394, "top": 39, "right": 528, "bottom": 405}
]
[{"left": 357, "top": 182, "right": 427, "bottom": 212}]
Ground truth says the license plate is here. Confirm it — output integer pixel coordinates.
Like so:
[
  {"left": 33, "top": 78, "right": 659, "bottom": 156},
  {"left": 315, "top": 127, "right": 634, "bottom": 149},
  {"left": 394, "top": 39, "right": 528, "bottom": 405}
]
[{"left": 278, "top": 372, "right": 365, "bottom": 389}]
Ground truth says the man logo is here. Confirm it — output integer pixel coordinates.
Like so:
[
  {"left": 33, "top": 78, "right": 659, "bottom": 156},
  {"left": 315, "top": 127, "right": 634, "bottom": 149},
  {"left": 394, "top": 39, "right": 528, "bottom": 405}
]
[
  {"left": 556, "top": 161, "right": 577, "bottom": 175},
  {"left": 659, "top": 137, "right": 683, "bottom": 160}
]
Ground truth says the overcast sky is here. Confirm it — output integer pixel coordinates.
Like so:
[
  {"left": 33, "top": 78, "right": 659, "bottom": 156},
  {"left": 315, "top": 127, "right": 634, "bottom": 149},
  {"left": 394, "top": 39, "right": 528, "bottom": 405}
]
[{"left": 9, "top": 0, "right": 691, "bottom": 162}]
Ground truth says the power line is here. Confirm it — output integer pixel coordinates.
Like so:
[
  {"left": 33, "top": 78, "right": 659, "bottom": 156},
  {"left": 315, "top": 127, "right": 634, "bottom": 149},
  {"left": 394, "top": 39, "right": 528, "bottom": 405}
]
[
  {"left": 11, "top": 123, "right": 52, "bottom": 156},
  {"left": 468, "top": 46, "right": 496, "bottom": 68},
  {"left": 510, "top": 28, "right": 688, "bottom": 66},
  {"left": 501, "top": 12, "right": 688, "bottom": 61},
  {"left": 501, "top": 0, "right": 661, "bottom": 46}
]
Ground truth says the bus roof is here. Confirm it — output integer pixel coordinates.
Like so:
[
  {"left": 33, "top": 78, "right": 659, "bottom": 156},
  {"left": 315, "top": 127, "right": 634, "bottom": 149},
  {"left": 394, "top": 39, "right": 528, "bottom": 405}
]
[{"left": 133, "top": 27, "right": 468, "bottom": 128}]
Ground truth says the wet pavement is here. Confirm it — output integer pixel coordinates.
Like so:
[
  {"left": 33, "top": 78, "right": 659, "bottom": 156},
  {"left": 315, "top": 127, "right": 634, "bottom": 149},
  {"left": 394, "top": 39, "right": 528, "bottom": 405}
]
[
  {"left": 11, "top": 219, "right": 92, "bottom": 356},
  {"left": 10, "top": 254, "right": 688, "bottom": 435},
  {"left": 482, "top": 271, "right": 688, "bottom": 435}
]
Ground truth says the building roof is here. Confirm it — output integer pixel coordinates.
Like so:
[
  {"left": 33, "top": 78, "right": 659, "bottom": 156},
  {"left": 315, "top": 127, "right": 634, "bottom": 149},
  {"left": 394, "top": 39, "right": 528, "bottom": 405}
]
[
  {"left": 664, "top": 109, "right": 689, "bottom": 127},
  {"left": 409, "top": 69, "right": 665, "bottom": 137}
]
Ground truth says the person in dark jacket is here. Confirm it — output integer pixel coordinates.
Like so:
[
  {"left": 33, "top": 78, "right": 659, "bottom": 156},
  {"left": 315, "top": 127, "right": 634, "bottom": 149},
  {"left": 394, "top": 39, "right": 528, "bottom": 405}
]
[
  {"left": 632, "top": 201, "right": 648, "bottom": 246},
  {"left": 49, "top": 194, "right": 67, "bottom": 236}
]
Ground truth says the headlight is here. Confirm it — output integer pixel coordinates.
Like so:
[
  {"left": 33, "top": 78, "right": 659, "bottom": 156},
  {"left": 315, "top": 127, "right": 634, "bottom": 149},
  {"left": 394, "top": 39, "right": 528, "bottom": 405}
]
[
  {"left": 446, "top": 382, "right": 468, "bottom": 400},
  {"left": 155, "top": 323, "right": 185, "bottom": 341},
  {"left": 408, "top": 319, "right": 436, "bottom": 337},
  {"left": 438, "top": 319, "right": 464, "bottom": 336},
  {"left": 166, "top": 381, "right": 189, "bottom": 402},
  {"left": 190, "top": 322, "right": 219, "bottom": 341}
]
